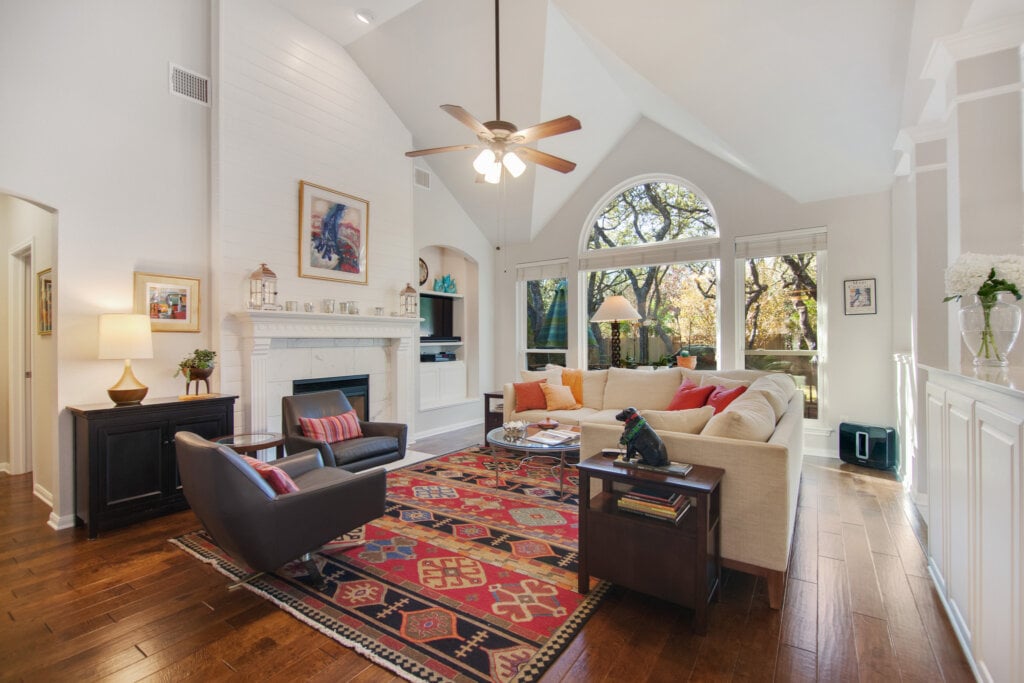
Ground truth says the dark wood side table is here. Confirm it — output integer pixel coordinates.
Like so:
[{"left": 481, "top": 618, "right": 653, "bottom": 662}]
[
  {"left": 215, "top": 432, "right": 285, "bottom": 460},
  {"left": 483, "top": 390, "right": 504, "bottom": 441},
  {"left": 576, "top": 454, "right": 724, "bottom": 634}
]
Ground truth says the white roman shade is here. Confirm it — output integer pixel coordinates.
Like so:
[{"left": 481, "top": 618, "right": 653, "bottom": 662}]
[
  {"left": 578, "top": 237, "right": 719, "bottom": 271},
  {"left": 734, "top": 227, "right": 828, "bottom": 259},
  {"left": 516, "top": 259, "right": 568, "bottom": 282}
]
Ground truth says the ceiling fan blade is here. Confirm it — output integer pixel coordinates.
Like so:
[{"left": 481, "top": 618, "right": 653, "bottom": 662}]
[
  {"left": 441, "top": 104, "right": 493, "bottom": 139},
  {"left": 511, "top": 115, "right": 581, "bottom": 143},
  {"left": 516, "top": 147, "right": 577, "bottom": 174},
  {"left": 405, "top": 144, "right": 478, "bottom": 158}
]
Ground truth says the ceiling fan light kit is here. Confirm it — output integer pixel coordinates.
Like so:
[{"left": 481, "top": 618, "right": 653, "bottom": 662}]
[{"left": 405, "top": 0, "right": 581, "bottom": 183}]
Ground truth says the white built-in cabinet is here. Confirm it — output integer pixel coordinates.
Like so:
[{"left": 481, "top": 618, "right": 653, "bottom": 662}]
[
  {"left": 419, "top": 360, "right": 467, "bottom": 410},
  {"left": 924, "top": 365, "right": 1024, "bottom": 683}
]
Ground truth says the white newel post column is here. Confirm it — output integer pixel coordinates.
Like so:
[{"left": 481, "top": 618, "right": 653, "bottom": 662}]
[
  {"left": 392, "top": 334, "right": 415, "bottom": 429},
  {"left": 241, "top": 335, "right": 271, "bottom": 432}
]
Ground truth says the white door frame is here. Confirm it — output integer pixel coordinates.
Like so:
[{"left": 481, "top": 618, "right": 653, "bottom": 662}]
[{"left": 8, "top": 239, "right": 33, "bottom": 475}]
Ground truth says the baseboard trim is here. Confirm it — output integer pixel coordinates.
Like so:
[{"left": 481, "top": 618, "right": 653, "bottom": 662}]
[
  {"left": 413, "top": 417, "right": 482, "bottom": 441},
  {"left": 33, "top": 482, "right": 53, "bottom": 506},
  {"left": 0, "top": 462, "right": 10, "bottom": 474},
  {"left": 48, "top": 512, "right": 76, "bottom": 531}
]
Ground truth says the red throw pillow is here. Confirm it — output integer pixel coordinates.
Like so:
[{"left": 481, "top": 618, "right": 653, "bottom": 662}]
[
  {"left": 299, "top": 410, "right": 363, "bottom": 443},
  {"left": 513, "top": 379, "right": 548, "bottom": 411},
  {"left": 707, "top": 385, "right": 747, "bottom": 414},
  {"left": 241, "top": 455, "right": 299, "bottom": 495},
  {"left": 666, "top": 379, "right": 715, "bottom": 411}
]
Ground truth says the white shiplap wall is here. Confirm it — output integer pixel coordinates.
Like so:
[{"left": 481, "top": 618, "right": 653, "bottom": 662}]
[{"left": 215, "top": 0, "right": 415, "bottom": 426}]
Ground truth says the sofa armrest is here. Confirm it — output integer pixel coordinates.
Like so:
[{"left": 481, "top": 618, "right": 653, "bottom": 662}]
[
  {"left": 503, "top": 383, "right": 516, "bottom": 423},
  {"left": 274, "top": 449, "right": 325, "bottom": 478},
  {"left": 359, "top": 421, "right": 408, "bottom": 458},
  {"left": 284, "top": 433, "right": 335, "bottom": 466}
]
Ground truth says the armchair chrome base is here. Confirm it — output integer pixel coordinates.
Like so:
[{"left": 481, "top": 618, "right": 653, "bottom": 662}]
[
  {"left": 228, "top": 571, "right": 265, "bottom": 591},
  {"left": 227, "top": 553, "right": 324, "bottom": 591}
]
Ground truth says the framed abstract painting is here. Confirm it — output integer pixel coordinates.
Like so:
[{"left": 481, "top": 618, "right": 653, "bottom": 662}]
[
  {"left": 134, "top": 272, "right": 200, "bottom": 332},
  {"left": 844, "top": 278, "right": 877, "bottom": 315},
  {"left": 298, "top": 181, "right": 369, "bottom": 285}
]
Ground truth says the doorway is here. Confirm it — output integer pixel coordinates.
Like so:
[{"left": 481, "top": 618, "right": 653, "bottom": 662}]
[{"left": 7, "top": 241, "right": 33, "bottom": 475}]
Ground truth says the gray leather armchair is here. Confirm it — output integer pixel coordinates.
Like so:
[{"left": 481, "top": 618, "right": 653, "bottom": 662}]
[
  {"left": 282, "top": 390, "right": 406, "bottom": 471},
  {"left": 175, "top": 431, "right": 385, "bottom": 584}
]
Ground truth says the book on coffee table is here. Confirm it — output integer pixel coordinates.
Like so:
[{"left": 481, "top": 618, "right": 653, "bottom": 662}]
[{"left": 526, "top": 429, "right": 579, "bottom": 445}]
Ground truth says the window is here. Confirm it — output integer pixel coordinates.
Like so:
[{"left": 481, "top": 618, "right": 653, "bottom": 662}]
[
  {"left": 517, "top": 260, "right": 569, "bottom": 370},
  {"left": 580, "top": 178, "right": 720, "bottom": 369},
  {"left": 737, "top": 229, "right": 827, "bottom": 420}
]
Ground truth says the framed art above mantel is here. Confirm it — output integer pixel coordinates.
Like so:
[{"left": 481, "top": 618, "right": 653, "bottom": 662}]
[{"left": 298, "top": 180, "right": 369, "bottom": 285}]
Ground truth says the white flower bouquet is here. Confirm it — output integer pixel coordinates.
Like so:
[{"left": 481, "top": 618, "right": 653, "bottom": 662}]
[{"left": 944, "top": 253, "right": 1024, "bottom": 365}]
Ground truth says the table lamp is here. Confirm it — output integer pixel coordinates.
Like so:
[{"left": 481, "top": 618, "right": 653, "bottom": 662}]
[
  {"left": 590, "top": 295, "right": 641, "bottom": 368},
  {"left": 98, "top": 313, "right": 154, "bottom": 406}
]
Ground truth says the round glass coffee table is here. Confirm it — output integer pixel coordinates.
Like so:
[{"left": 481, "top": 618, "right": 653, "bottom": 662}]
[
  {"left": 485, "top": 425, "right": 580, "bottom": 498},
  {"left": 215, "top": 432, "right": 285, "bottom": 460}
]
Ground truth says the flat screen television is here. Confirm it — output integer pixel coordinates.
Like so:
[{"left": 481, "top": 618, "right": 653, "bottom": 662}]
[{"left": 420, "top": 293, "right": 460, "bottom": 342}]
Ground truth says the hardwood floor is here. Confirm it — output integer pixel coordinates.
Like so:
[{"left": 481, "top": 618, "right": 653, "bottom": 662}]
[{"left": 0, "top": 438, "right": 974, "bottom": 681}]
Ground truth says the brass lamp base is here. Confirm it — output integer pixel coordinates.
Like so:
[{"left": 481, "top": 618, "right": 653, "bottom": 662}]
[{"left": 108, "top": 359, "right": 149, "bottom": 406}]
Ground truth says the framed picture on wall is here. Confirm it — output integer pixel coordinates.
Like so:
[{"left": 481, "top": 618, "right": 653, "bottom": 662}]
[
  {"left": 37, "top": 268, "right": 53, "bottom": 335},
  {"left": 298, "top": 180, "right": 369, "bottom": 285},
  {"left": 134, "top": 272, "right": 200, "bottom": 332},
  {"left": 844, "top": 278, "right": 877, "bottom": 315}
]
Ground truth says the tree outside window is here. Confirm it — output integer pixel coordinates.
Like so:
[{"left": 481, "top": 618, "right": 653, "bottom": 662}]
[{"left": 524, "top": 278, "right": 568, "bottom": 370}]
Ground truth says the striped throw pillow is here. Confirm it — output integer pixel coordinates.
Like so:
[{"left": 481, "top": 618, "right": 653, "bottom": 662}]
[
  {"left": 241, "top": 455, "right": 299, "bottom": 495},
  {"left": 299, "top": 410, "right": 363, "bottom": 443}
]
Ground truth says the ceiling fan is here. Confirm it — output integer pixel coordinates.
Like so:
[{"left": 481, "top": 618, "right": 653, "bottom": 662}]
[{"left": 405, "top": 0, "right": 581, "bottom": 184}]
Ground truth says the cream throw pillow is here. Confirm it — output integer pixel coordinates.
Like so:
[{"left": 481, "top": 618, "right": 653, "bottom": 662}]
[
  {"left": 541, "top": 382, "right": 581, "bottom": 410},
  {"left": 603, "top": 366, "right": 682, "bottom": 410},
  {"left": 747, "top": 375, "right": 792, "bottom": 420},
  {"left": 521, "top": 368, "right": 562, "bottom": 385},
  {"left": 699, "top": 374, "right": 752, "bottom": 389},
  {"left": 701, "top": 391, "right": 775, "bottom": 442},
  {"left": 640, "top": 406, "right": 715, "bottom": 434}
]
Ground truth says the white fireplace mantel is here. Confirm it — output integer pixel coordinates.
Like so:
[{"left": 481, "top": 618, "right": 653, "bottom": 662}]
[{"left": 231, "top": 311, "right": 420, "bottom": 433}]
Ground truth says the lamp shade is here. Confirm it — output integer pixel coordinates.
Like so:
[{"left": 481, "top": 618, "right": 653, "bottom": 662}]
[
  {"left": 98, "top": 314, "right": 153, "bottom": 360},
  {"left": 590, "top": 295, "right": 641, "bottom": 323}
]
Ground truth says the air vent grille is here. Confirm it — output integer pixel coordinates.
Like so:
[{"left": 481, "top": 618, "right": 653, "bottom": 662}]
[
  {"left": 169, "top": 63, "right": 210, "bottom": 106},
  {"left": 414, "top": 168, "right": 431, "bottom": 189}
]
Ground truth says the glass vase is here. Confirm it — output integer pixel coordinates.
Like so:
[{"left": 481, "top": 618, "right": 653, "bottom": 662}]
[{"left": 958, "top": 292, "right": 1022, "bottom": 367}]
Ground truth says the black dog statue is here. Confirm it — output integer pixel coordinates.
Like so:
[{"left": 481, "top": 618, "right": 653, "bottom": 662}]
[{"left": 616, "top": 407, "right": 668, "bottom": 467}]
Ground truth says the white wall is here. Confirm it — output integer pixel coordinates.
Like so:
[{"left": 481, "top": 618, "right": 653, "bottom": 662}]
[
  {"left": 413, "top": 167, "right": 496, "bottom": 438},
  {"left": 495, "top": 117, "right": 896, "bottom": 455},
  {"left": 0, "top": 0, "right": 212, "bottom": 526},
  {"left": 0, "top": 195, "right": 57, "bottom": 499},
  {"left": 215, "top": 0, "right": 418, "bottom": 429}
]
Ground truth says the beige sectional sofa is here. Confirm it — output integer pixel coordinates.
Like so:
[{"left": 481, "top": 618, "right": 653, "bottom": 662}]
[{"left": 501, "top": 366, "right": 803, "bottom": 608}]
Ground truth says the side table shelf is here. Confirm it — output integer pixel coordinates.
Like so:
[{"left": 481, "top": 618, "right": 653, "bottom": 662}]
[
  {"left": 576, "top": 455, "right": 723, "bottom": 634},
  {"left": 483, "top": 390, "right": 504, "bottom": 441}
]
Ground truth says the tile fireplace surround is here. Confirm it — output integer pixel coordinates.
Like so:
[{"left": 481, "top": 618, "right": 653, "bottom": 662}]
[{"left": 231, "top": 311, "right": 420, "bottom": 435}]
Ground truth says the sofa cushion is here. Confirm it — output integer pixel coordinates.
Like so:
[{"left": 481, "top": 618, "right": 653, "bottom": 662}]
[
  {"left": 510, "top": 408, "right": 600, "bottom": 426},
  {"left": 700, "top": 374, "right": 753, "bottom": 389},
  {"left": 666, "top": 380, "right": 715, "bottom": 410},
  {"left": 603, "top": 366, "right": 683, "bottom": 410},
  {"left": 582, "top": 370, "right": 608, "bottom": 409},
  {"left": 521, "top": 368, "right": 562, "bottom": 385},
  {"left": 707, "top": 385, "right": 747, "bottom": 414},
  {"left": 299, "top": 410, "right": 363, "bottom": 442},
  {"left": 513, "top": 380, "right": 548, "bottom": 411},
  {"left": 640, "top": 406, "right": 715, "bottom": 434},
  {"left": 747, "top": 376, "right": 792, "bottom": 420},
  {"left": 541, "top": 383, "right": 582, "bottom": 410},
  {"left": 241, "top": 455, "right": 299, "bottom": 495},
  {"left": 701, "top": 391, "right": 776, "bottom": 442},
  {"left": 561, "top": 368, "right": 584, "bottom": 404},
  {"left": 582, "top": 408, "right": 623, "bottom": 426},
  {"left": 330, "top": 435, "right": 400, "bottom": 467}
]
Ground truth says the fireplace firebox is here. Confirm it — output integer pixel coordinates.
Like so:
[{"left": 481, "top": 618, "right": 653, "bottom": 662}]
[{"left": 291, "top": 374, "right": 369, "bottom": 421}]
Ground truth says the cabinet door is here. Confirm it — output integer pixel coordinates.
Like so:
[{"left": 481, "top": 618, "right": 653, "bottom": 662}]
[
  {"left": 419, "top": 365, "right": 440, "bottom": 408},
  {"left": 97, "top": 418, "right": 165, "bottom": 508},
  {"left": 925, "top": 382, "right": 947, "bottom": 592},
  {"left": 165, "top": 402, "right": 233, "bottom": 494},
  {"left": 438, "top": 361, "right": 466, "bottom": 403},
  {"left": 945, "top": 389, "right": 974, "bottom": 642},
  {"left": 973, "top": 403, "right": 1023, "bottom": 683}
]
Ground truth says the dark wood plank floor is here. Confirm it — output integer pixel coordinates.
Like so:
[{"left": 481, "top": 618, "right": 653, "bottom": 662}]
[{"left": 0, "top": 431, "right": 974, "bottom": 681}]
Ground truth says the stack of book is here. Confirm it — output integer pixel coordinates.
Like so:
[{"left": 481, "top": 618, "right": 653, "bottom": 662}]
[{"left": 617, "top": 485, "right": 690, "bottom": 523}]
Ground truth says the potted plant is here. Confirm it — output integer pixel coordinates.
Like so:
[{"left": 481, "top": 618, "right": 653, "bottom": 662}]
[
  {"left": 176, "top": 349, "right": 216, "bottom": 394},
  {"left": 675, "top": 348, "right": 697, "bottom": 370}
]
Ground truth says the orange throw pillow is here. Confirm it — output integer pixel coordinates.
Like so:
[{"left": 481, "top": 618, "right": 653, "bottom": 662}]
[
  {"left": 561, "top": 368, "right": 584, "bottom": 405},
  {"left": 706, "top": 385, "right": 747, "bottom": 414},
  {"left": 666, "top": 379, "right": 715, "bottom": 411},
  {"left": 542, "top": 382, "right": 581, "bottom": 410},
  {"left": 513, "top": 379, "right": 547, "bottom": 411}
]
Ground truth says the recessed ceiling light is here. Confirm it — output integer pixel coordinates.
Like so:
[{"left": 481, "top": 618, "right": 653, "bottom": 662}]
[{"left": 354, "top": 9, "right": 374, "bottom": 24}]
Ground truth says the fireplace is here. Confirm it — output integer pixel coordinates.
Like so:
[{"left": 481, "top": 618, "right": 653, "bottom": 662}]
[{"left": 292, "top": 374, "right": 369, "bottom": 421}]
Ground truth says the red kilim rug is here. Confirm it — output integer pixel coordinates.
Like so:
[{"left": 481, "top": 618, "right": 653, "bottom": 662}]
[{"left": 171, "top": 446, "right": 609, "bottom": 683}]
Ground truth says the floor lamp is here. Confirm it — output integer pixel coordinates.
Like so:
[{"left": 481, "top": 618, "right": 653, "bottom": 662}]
[{"left": 591, "top": 295, "right": 641, "bottom": 368}]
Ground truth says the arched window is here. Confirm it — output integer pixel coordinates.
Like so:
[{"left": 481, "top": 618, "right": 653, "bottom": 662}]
[{"left": 580, "top": 177, "right": 720, "bottom": 369}]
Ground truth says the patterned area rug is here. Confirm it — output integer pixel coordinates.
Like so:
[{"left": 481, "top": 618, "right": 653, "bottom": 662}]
[{"left": 172, "top": 445, "right": 608, "bottom": 683}]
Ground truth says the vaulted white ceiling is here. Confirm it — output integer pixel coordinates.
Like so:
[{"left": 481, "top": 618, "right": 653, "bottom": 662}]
[{"left": 271, "top": 0, "right": 947, "bottom": 244}]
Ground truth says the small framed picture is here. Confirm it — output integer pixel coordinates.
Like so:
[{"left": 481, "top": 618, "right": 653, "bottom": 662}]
[
  {"left": 844, "top": 278, "right": 876, "bottom": 315},
  {"left": 37, "top": 268, "right": 53, "bottom": 335},
  {"left": 134, "top": 272, "right": 200, "bottom": 332},
  {"left": 298, "top": 180, "right": 369, "bottom": 285}
]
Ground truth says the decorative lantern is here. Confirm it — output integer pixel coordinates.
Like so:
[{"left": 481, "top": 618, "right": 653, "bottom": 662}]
[
  {"left": 248, "top": 263, "right": 278, "bottom": 310},
  {"left": 400, "top": 282, "right": 418, "bottom": 317}
]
